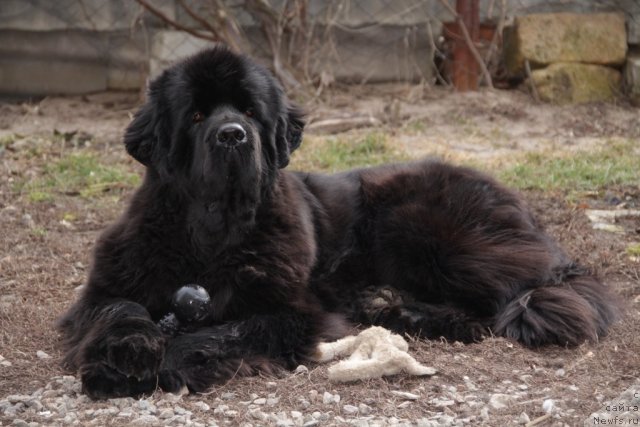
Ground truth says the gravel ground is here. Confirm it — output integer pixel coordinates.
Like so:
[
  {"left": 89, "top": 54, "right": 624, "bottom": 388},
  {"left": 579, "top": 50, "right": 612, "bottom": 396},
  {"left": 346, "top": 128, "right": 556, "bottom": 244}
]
[
  {"left": 1, "top": 89, "right": 639, "bottom": 427},
  {"left": 0, "top": 367, "right": 567, "bottom": 426}
]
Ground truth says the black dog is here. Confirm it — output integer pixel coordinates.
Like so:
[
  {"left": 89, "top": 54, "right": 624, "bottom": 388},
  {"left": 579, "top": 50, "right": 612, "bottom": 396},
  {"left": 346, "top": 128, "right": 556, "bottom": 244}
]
[{"left": 58, "top": 46, "right": 620, "bottom": 399}]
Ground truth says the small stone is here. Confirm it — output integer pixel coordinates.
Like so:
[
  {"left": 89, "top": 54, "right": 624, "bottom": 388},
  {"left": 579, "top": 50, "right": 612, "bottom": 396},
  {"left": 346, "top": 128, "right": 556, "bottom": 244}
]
[
  {"left": 489, "top": 393, "right": 513, "bottom": 410},
  {"left": 542, "top": 399, "right": 554, "bottom": 413},
  {"left": 480, "top": 406, "right": 490, "bottom": 420},
  {"left": 250, "top": 409, "right": 267, "bottom": 421},
  {"left": 390, "top": 391, "right": 419, "bottom": 400},
  {"left": 266, "top": 397, "right": 279, "bottom": 405},
  {"left": 133, "top": 415, "right": 159, "bottom": 424},
  {"left": 12, "top": 420, "right": 29, "bottom": 427},
  {"left": 298, "top": 398, "right": 310, "bottom": 409},
  {"left": 518, "top": 412, "right": 530, "bottom": 424},
  {"left": 7, "top": 395, "right": 30, "bottom": 404},
  {"left": 416, "top": 419, "right": 438, "bottom": 427},
  {"left": 308, "top": 390, "right": 318, "bottom": 401},
  {"left": 294, "top": 365, "right": 309, "bottom": 374},
  {"left": 159, "top": 408, "right": 174, "bottom": 419},
  {"left": 137, "top": 399, "right": 151, "bottom": 411},
  {"left": 343, "top": 404, "right": 358, "bottom": 414},
  {"left": 555, "top": 368, "right": 565, "bottom": 377},
  {"left": 358, "top": 403, "right": 372, "bottom": 415},
  {"left": 221, "top": 392, "right": 236, "bottom": 400},
  {"left": 214, "top": 404, "right": 229, "bottom": 414},
  {"left": 193, "top": 401, "right": 210, "bottom": 411},
  {"left": 169, "top": 415, "right": 186, "bottom": 424},
  {"left": 266, "top": 381, "right": 277, "bottom": 389},
  {"left": 253, "top": 398, "right": 266, "bottom": 405},
  {"left": 322, "top": 392, "right": 334, "bottom": 405},
  {"left": 225, "top": 410, "right": 238, "bottom": 417},
  {"left": 0, "top": 355, "right": 12, "bottom": 367},
  {"left": 21, "top": 213, "right": 35, "bottom": 229},
  {"left": 291, "top": 410, "right": 303, "bottom": 418},
  {"left": 25, "top": 399, "right": 43, "bottom": 412}
]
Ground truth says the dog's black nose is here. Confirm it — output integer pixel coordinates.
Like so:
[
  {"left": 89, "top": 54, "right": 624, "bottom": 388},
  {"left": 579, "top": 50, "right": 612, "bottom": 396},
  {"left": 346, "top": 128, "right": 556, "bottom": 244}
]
[{"left": 216, "top": 123, "right": 247, "bottom": 146}]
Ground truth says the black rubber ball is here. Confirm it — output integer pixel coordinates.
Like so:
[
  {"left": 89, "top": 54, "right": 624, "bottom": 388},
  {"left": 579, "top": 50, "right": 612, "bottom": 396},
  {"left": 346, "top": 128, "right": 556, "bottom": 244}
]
[{"left": 171, "top": 284, "right": 211, "bottom": 323}]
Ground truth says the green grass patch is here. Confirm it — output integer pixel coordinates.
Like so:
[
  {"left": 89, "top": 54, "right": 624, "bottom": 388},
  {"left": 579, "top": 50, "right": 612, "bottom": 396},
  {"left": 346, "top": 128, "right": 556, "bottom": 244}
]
[
  {"left": 497, "top": 140, "right": 640, "bottom": 193},
  {"left": 18, "top": 151, "right": 140, "bottom": 201},
  {"left": 291, "top": 132, "right": 408, "bottom": 173},
  {"left": 626, "top": 243, "right": 640, "bottom": 257}
]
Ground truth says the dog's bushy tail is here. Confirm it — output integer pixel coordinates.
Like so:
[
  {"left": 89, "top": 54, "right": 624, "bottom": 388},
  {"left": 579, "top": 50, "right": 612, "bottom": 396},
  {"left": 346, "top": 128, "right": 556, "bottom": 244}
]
[{"left": 494, "top": 266, "right": 620, "bottom": 347}]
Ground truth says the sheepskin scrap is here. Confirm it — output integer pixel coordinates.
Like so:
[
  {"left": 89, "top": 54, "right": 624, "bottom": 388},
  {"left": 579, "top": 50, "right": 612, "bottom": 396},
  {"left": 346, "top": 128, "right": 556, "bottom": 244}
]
[{"left": 315, "top": 326, "right": 437, "bottom": 382}]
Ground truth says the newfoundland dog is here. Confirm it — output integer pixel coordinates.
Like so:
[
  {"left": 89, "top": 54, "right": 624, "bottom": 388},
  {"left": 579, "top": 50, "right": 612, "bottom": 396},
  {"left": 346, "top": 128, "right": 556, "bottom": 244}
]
[{"left": 58, "top": 46, "right": 619, "bottom": 399}]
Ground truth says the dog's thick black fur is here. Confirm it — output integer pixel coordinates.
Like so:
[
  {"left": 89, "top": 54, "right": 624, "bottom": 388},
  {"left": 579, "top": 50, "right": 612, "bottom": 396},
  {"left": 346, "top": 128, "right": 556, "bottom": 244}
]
[{"left": 58, "top": 47, "right": 620, "bottom": 399}]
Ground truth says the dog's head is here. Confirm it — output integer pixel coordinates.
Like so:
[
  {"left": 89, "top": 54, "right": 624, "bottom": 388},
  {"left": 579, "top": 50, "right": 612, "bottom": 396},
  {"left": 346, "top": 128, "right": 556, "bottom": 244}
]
[{"left": 124, "top": 46, "right": 305, "bottom": 197}]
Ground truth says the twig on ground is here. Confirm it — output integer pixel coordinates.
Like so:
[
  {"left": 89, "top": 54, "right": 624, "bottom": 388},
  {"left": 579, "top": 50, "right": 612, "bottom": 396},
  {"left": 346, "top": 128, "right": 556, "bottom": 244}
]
[
  {"left": 525, "top": 59, "right": 540, "bottom": 102},
  {"left": 525, "top": 413, "right": 551, "bottom": 427}
]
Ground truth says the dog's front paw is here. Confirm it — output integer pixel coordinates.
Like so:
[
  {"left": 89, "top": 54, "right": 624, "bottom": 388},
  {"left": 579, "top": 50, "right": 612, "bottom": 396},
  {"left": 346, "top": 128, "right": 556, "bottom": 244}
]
[
  {"left": 80, "top": 362, "right": 159, "bottom": 399},
  {"left": 106, "top": 329, "right": 165, "bottom": 380},
  {"left": 83, "top": 317, "right": 165, "bottom": 384}
]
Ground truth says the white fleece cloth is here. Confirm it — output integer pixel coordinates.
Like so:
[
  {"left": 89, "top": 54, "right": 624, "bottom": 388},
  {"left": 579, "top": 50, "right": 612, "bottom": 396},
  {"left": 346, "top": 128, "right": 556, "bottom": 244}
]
[{"left": 315, "top": 326, "right": 437, "bottom": 382}]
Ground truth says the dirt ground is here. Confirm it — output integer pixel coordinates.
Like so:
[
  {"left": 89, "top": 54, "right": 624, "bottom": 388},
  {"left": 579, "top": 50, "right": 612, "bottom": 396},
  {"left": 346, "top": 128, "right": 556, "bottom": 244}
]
[{"left": 0, "top": 87, "right": 639, "bottom": 426}]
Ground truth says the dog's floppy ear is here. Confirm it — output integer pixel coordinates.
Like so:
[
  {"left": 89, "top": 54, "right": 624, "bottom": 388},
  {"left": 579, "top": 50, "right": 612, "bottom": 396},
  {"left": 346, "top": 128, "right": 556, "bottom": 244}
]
[
  {"left": 276, "top": 104, "right": 305, "bottom": 169},
  {"left": 124, "top": 102, "right": 157, "bottom": 166}
]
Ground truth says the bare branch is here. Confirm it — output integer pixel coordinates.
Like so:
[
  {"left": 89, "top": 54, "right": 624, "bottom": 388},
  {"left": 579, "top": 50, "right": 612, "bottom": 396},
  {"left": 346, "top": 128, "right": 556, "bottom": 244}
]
[
  {"left": 134, "top": 0, "right": 218, "bottom": 42},
  {"left": 176, "top": 0, "right": 221, "bottom": 38}
]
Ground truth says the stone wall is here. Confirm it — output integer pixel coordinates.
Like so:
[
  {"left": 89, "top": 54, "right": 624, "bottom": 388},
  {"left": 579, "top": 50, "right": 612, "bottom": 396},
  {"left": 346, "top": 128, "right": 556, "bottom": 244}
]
[{"left": 0, "top": 0, "right": 639, "bottom": 97}]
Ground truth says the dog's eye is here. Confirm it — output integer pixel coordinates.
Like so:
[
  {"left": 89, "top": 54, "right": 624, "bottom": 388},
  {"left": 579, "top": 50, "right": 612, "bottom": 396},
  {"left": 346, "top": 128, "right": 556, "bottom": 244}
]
[
  {"left": 245, "top": 109, "right": 254, "bottom": 118},
  {"left": 192, "top": 112, "right": 204, "bottom": 123}
]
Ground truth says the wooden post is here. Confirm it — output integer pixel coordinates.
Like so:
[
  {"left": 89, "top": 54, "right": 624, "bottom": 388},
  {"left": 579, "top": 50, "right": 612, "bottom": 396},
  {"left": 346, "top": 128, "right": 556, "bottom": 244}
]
[{"left": 450, "top": 0, "right": 480, "bottom": 91}]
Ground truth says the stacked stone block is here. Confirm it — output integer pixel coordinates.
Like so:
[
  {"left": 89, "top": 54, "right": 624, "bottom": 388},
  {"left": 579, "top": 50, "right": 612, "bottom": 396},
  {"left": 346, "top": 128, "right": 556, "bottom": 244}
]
[{"left": 503, "top": 13, "right": 627, "bottom": 104}]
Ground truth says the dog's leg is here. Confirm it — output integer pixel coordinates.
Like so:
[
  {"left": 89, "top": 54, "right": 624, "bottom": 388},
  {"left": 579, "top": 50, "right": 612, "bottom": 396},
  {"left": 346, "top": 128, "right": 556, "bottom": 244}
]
[
  {"left": 361, "top": 301, "right": 488, "bottom": 343},
  {"left": 58, "top": 300, "right": 166, "bottom": 399},
  {"left": 160, "top": 310, "right": 334, "bottom": 393}
]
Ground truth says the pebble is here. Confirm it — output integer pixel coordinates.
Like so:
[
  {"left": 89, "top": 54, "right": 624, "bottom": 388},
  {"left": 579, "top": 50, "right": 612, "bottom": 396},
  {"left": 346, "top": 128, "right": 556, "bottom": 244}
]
[
  {"left": 542, "top": 399, "right": 555, "bottom": 413},
  {"left": 36, "top": 351, "right": 52, "bottom": 360},
  {"left": 489, "top": 393, "right": 513, "bottom": 410},
  {"left": 0, "top": 371, "right": 552, "bottom": 426},
  {"left": 193, "top": 401, "right": 210, "bottom": 411},
  {"left": 294, "top": 365, "right": 309, "bottom": 374},
  {"left": 0, "top": 355, "right": 12, "bottom": 367},
  {"left": 323, "top": 392, "right": 340, "bottom": 405},
  {"left": 159, "top": 408, "right": 174, "bottom": 419},
  {"left": 358, "top": 403, "right": 372, "bottom": 415},
  {"left": 518, "top": 412, "right": 530, "bottom": 424},
  {"left": 133, "top": 414, "right": 159, "bottom": 424},
  {"left": 343, "top": 404, "right": 359, "bottom": 414},
  {"left": 21, "top": 213, "right": 35, "bottom": 229}
]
